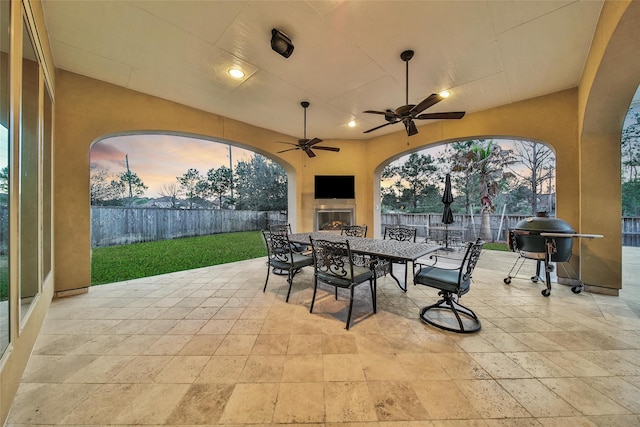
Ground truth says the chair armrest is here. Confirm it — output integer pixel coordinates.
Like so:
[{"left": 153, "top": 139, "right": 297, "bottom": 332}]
[{"left": 415, "top": 253, "right": 464, "bottom": 271}]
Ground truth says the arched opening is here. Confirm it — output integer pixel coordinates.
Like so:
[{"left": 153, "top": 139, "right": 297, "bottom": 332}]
[
  {"left": 375, "top": 137, "right": 557, "bottom": 242},
  {"left": 88, "top": 131, "right": 296, "bottom": 284}
]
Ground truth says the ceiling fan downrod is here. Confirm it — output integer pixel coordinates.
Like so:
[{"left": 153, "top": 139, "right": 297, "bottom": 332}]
[
  {"left": 401, "top": 50, "right": 414, "bottom": 106},
  {"left": 301, "top": 101, "right": 309, "bottom": 141}
]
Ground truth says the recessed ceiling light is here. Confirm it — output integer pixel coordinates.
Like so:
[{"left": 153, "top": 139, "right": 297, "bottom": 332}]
[
  {"left": 228, "top": 68, "right": 245, "bottom": 79},
  {"left": 348, "top": 120, "right": 356, "bottom": 128},
  {"left": 439, "top": 90, "right": 451, "bottom": 98}
]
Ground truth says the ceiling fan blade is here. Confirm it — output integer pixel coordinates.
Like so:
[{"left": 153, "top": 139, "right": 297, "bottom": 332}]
[
  {"left": 277, "top": 147, "right": 300, "bottom": 154},
  {"left": 364, "top": 110, "right": 392, "bottom": 115},
  {"left": 304, "top": 149, "right": 316, "bottom": 158},
  {"left": 405, "top": 120, "right": 418, "bottom": 136},
  {"left": 306, "top": 137, "right": 323, "bottom": 147},
  {"left": 409, "top": 93, "right": 443, "bottom": 116},
  {"left": 313, "top": 146, "right": 340, "bottom": 152},
  {"left": 363, "top": 121, "right": 398, "bottom": 134},
  {"left": 416, "top": 111, "right": 466, "bottom": 120}
]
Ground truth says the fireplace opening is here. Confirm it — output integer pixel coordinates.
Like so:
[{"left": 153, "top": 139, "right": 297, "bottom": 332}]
[{"left": 316, "top": 209, "right": 354, "bottom": 231}]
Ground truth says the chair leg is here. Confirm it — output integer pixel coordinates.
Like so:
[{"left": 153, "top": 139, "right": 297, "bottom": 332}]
[
  {"left": 345, "top": 287, "right": 355, "bottom": 330},
  {"left": 263, "top": 262, "right": 270, "bottom": 293},
  {"left": 310, "top": 276, "right": 318, "bottom": 313},
  {"left": 369, "top": 278, "right": 377, "bottom": 313},
  {"left": 285, "top": 269, "right": 294, "bottom": 302}
]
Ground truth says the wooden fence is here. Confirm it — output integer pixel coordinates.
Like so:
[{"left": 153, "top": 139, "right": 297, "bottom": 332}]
[
  {"left": 380, "top": 212, "right": 531, "bottom": 242},
  {"left": 0, "top": 207, "right": 638, "bottom": 251},
  {"left": 382, "top": 213, "right": 640, "bottom": 245},
  {"left": 91, "top": 207, "right": 286, "bottom": 247}
]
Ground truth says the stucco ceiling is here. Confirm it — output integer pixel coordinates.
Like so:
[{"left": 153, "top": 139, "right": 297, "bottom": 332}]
[{"left": 41, "top": 1, "right": 604, "bottom": 141}]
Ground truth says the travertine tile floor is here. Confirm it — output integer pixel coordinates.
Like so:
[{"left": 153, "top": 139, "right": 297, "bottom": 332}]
[{"left": 7, "top": 248, "right": 640, "bottom": 426}]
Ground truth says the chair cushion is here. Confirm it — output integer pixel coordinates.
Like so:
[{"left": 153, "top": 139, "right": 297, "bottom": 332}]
[
  {"left": 317, "top": 265, "right": 373, "bottom": 288},
  {"left": 270, "top": 253, "right": 313, "bottom": 270},
  {"left": 415, "top": 266, "right": 470, "bottom": 294}
]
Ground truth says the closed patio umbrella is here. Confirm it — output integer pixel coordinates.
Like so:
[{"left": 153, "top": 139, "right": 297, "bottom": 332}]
[
  {"left": 442, "top": 173, "right": 454, "bottom": 225},
  {"left": 441, "top": 173, "right": 454, "bottom": 249}
]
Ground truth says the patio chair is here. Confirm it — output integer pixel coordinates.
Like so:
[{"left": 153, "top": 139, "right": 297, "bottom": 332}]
[
  {"left": 413, "top": 238, "right": 484, "bottom": 333},
  {"left": 262, "top": 230, "right": 313, "bottom": 302},
  {"left": 381, "top": 225, "right": 417, "bottom": 292},
  {"left": 309, "top": 237, "right": 377, "bottom": 330},
  {"left": 270, "top": 223, "right": 309, "bottom": 253},
  {"left": 341, "top": 224, "right": 367, "bottom": 238}
]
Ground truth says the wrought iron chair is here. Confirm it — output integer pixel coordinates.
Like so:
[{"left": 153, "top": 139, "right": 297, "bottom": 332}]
[
  {"left": 341, "top": 224, "right": 368, "bottom": 238},
  {"left": 380, "top": 225, "right": 418, "bottom": 291},
  {"left": 270, "top": 223, "right": 309, "bottom": 253},
  {"left": 262, "top": 230, "right": 313, "bottom": 302},
  {"left": 309, "top": 237, "right": 377, "bottom": 330},
  {"left": 413, "top": 238, "right": 484, "bottom": 333}
]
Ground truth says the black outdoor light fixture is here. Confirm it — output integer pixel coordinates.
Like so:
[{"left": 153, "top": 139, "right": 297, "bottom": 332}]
[{"left": 271, "top": 28, "right": 294, "bottom": 58}]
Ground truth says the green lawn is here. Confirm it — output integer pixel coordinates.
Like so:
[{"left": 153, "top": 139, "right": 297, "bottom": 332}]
[
  {"left": 91, "top": 231, "right": 509, "bottom": 286},
  {"left": 91, "top": 231, "right": 267, "bottom": 285}
]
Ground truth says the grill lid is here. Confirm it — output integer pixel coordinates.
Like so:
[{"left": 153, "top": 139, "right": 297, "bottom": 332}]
[{"left": 514, "top": 211, "right": 574, "bottom": 234}]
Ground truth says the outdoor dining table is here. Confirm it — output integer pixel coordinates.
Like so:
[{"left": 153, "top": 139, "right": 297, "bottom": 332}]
[
  {"left": 289, "top": 232, "right": 442, "bottom": 292},
  {"left": 428, "top": 225, "right": 467, "bottom": 250}
]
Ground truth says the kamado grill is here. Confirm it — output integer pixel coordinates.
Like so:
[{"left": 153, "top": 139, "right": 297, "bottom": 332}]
[{"left": 504, "top": 212, "right": 603, "bottom": 297}]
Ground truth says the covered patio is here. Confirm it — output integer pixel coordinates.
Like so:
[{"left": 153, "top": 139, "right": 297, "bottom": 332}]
[{"left": 7, "top": 248, "right": 640, "bottom": 425}]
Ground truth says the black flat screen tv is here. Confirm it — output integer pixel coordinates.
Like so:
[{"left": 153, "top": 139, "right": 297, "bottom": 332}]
[{"left": 314, "top": 175, "right": 355, "bottom": 199}]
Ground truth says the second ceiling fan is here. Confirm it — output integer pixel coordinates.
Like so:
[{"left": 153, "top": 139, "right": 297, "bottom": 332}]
[
  {"left": 277, "top": 101, "right": 340, "bottom": 158},
  {"left": 363, "top": 50, "right": 465, "bottom": 137}
]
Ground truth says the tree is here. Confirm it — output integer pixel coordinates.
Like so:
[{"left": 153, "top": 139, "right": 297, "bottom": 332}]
[
  {"left": 206, "top": 166, "right": 234, "bottom": 209},
  {"left": 234, "top": 155, "right": 287, "bottom": 211},
  {"left": 381, "top": 152, "right": 438, "bottom": 212},
  {"left": 451, "top": 140, "right": 516, "bottom": 241},
  {"left": 509, "top": 141, "right": 555, "bottom": 214},
  {"left": 90, "top": 165, "right": 126, "bottom": 206},
  {"left": 119, "top": 170, "right": 148, "bottom": 206},
  {"left": 622, "top": 110, "right": 640, "bottom": 182},
  {"left": 0, "top": 166, "right": 8, "bottom": 194},
  {"left": 158, "top": 183, "right": 181, "bottom": 208},
  {"left": 439, "top": 140, "right": 477, "bottom": 214},
  {"left": 177, "top": 168, "right": 202, "bottom": 209}
]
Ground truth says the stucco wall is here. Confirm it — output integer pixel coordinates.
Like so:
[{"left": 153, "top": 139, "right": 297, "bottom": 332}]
[{"left": 55, "top": 70, "right": 619, "bottom": 294}]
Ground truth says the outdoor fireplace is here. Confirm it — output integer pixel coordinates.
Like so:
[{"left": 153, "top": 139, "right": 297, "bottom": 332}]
[{"left": 315, "top": 207, "right": 354, "bottom": 231}]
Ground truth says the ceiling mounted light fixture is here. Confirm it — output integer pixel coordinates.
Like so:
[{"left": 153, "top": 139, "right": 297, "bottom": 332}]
[
  {"left": 270, "top": 28, "right": 294, "bottom": 58},
  {"left": 228, "top": 68, "right": 245, "bottom": 79}
]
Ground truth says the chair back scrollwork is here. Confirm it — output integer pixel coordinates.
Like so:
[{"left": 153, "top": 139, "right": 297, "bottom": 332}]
[
  {"left": 384, "top": 226, "right": 417, "bottom": 242},
  {"left": 341, "top": 225, "right": 368, "bottom": 238}
]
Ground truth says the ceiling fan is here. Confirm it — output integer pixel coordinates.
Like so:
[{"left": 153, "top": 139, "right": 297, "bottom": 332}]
[
  {"left": 363, "top": 50, "right": 465, "bottom": 137},
  {"left": 277, "top": 101, "right": 340, "bottom": 158}
]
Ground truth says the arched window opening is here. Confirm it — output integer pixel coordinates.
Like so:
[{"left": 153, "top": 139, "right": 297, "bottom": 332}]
[
  {"left": 89, "top": 133, "right": 290, "bottom": 284},
  {"left": 379, "top": 138, "right": 556, "bottom": 242}
]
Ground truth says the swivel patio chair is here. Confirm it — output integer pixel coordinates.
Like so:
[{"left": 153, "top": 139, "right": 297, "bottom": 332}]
[
  {"left": 309, "top": 237, "right": 377, "bottom": 330},
  {"left": 262, "top": 230, "right": 313, "bottom": 302},
  {"left": 413, "top": 238, "right": 484, "bottom": 333},
  {"left": 341, "top": 224, "right": 368, "bottom": 238},
  {"left": 381, "top": 225, "right": 418, "bottom": 292}
]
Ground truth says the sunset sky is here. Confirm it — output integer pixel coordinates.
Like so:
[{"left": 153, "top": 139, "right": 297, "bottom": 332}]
[
  {"left": 90, "top": 134, "right": 545, "bottom": 199},
  {"left": 90, "top": 134, "right": 254, "bottom": 197}
]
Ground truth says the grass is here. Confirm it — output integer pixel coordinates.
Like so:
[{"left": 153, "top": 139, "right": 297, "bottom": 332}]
[
  {"left": 91, "top": 231, "right": 266, "bottom": 285},
  {"left": 91, "top": 231, "right": 511, "bottom": 286}
]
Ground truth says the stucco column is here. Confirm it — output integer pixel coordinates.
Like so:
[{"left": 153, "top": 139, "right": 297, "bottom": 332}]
[{"left": 580, "top": 132, "right": 622, "bottom": 294}]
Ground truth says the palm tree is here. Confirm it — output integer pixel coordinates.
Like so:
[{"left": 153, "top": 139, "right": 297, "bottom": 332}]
[{"left": 452, "top": 140, "right": 516, "bottom": 240}]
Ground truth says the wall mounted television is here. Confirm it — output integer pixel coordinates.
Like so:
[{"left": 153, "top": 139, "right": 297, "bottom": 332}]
[{"left": 314, "top": 175, "right": 355, "bottom": 199}]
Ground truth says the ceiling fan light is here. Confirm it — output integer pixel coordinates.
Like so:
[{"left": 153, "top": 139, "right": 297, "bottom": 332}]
[
  {"left": 348, "top": 120, "right": 356, "bottom": 128},
  {"left": 271, "top": 28, "right": 294, "bottom": 58},
  {"left": 439, "top": 90, "right": 451, "bottom": 98}
]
